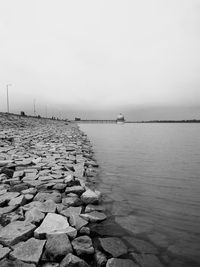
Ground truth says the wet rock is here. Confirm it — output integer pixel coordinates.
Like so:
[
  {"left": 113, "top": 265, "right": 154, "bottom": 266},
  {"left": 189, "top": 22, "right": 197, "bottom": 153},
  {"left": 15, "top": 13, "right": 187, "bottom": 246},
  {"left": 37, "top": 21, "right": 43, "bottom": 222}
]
[
  {"left": 72, "top": 235, "right": 94, "bottom": 256},
  {"left": 130, "top": 253, "right": 164, "bottom": 267},
  {"left": 59, "top": 253, "right": 90, "bottom": 267},
  {"left": 34, "top": 213, "right": 69, "bottom": 238},
  {"left": 124, "top": 236, "right": 158, "bottom": 254},
  {"left": 99, "top": 237, "right": 128, "bottom": 257},
  {"left": 10, "top": 238, "right": 46, "bottom": 264},
  {"left": 0, "top": 244, "right": 11, "bottom": 260},
  {"left": 147, "top": 232, "right": 169, "bottom": 248},
  {"left": 106, "top": 258, "right": 136, "bottom": 267},
  {"left": 43, "top": 234, "right": 72, "bottom": 261},
  {"left": 81, "top": 211, "right": 107, "bottom": 223},
  {"left": 115, "top": 215, "right": 153, "bottom": 235},
  {"left": 0, "top": 220, "right": 36, "bottom": 246},
  {"left": 81, "top": 189, "right": 101, "bottom": 204}
]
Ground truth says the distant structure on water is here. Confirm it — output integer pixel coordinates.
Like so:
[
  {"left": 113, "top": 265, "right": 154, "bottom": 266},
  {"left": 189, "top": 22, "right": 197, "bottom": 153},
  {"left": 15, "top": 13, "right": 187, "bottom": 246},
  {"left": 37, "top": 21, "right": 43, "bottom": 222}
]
[{"left": 116, "top": 113, "right": 125, "bottom": 124}]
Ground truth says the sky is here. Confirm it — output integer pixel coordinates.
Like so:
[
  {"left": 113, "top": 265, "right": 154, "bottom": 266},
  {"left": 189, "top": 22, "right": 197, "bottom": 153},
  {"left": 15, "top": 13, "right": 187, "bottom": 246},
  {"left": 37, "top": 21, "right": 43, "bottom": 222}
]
[{"left": 0, "top": 0, "right": 200, "bottom": 120}]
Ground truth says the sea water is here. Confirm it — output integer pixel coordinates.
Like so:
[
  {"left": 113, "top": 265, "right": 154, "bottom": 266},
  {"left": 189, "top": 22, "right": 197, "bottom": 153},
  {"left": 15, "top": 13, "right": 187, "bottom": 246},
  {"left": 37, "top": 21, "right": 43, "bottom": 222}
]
[{"left": 80, "top": 123, "right": 200, "bottom": 266}]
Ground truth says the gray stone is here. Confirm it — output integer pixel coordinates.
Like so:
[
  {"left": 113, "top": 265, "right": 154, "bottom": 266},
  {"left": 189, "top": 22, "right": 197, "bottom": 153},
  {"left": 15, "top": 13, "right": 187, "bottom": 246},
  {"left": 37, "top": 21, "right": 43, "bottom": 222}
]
[
  {"left": 81, "top": 189, "right": 101, "bottom": 204},
  {"left": 59, "top": 253, "right": 89, "bottom": 267},
  {"left": 34, "top": 213, "right": 69, "bottom": 238},
  {"left": 25, "top": 207, "right": 45, "bottom": 224},
  {"left": 124, "top": 236, "right": 158, "bottom": 254},
  {"left": 60, "top": 206, "right": 82, "bottom": 217},
  {"left": 8, "top": 195, "right": 26, "bottom": 206},
  {"left": 99, "top": 237, "right": 127, "bottom": 257},
  {"left": 65, "top": 185, "right": 85, "bottom": 195},
  {"left": 34, "top": 192, "right": 61, "bottom": 203},
  {"left": 115, "top": 215, "right": 153, "bottom": 235},
  {"left": 10, "top": 238, "right": 46, "bottom": 264},
  {"left": 130, "top": 253, "right": 164, "bottom": 267},
  {"left": 147, "top": 232, "right": 169, "bottom": 248},
  {"left": 0, "top": 220, "right": 36, "bottom": 246},
  {"left": 52, "top": 183, "right": 66, "bottom": 191},
  {"left": 106, "top": 258, "right": 136, "bottom": 267},
  {"left": 85, "top": 204, "right": 105, "bottom": 213},
  {"left": 0, "top": 192, "right": 20, "bottom": 206},
  {"left": 72, "top": 235, "right": 94, "bottom": 256},
  {"left": 79, "top": 227, "right": 90, "bottom": 235},
  {"left": 69, "top": 214, "right": 88, "bottom": 230},
  {"left": 80, "top": 211, "right": 107, "bottom": 222},
  {"left": 21, "top": 188, "right": 37, "bottom": 195},
  {"left": 0, "top": 205, "right": 17, "bottom": 215},
  {"left": 44, "top": 234, "right": 72, "bottom": 261},
  {"left": 62, "top": 196, "right": 82, "bottom": 207},
  {"left": 0, "top": 244, "right": 11, "bottom": 260}
]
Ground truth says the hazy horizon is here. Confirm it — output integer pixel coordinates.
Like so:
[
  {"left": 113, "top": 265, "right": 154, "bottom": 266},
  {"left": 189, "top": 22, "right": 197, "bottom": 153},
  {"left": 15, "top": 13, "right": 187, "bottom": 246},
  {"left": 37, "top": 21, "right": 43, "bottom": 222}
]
[{"left": 0, "top": 0, "right": 200, "bottom": 120}]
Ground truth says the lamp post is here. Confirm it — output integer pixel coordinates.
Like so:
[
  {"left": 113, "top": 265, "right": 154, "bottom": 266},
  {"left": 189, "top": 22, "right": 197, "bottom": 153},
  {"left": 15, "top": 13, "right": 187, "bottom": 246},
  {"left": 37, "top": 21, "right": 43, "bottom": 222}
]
[{"left": 6, "top": 84, "right": 12, "bottom": 113}]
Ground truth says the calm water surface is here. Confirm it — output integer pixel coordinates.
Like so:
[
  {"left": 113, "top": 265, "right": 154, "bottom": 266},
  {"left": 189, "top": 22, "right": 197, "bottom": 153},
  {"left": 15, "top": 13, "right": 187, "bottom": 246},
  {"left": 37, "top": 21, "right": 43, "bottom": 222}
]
[{"left": 80, "top": 123, "right": 200, "bottom": 265}]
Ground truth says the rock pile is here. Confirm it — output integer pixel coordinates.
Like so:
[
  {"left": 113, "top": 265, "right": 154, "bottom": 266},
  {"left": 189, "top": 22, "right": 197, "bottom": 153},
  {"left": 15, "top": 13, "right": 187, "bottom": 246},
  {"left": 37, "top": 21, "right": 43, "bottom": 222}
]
[{"left": 0, "top": 113, "right": 137, "bottom": 266}]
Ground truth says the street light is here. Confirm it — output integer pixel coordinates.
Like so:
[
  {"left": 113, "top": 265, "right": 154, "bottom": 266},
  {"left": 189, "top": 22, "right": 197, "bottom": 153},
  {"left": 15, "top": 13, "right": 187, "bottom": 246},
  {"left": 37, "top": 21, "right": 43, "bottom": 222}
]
[{"left": 6, "top": 84, "right": 12, "bottom": 113}]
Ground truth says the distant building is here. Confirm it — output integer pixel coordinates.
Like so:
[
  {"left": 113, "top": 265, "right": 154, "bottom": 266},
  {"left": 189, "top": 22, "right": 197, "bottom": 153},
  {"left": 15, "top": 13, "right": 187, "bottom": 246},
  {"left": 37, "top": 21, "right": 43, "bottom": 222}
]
[
  {"left": 75, "top": 117, "right": 81, "bottom": 121},
  {"left": 116, "top": 113, "right": 125, "bottom": 123}
]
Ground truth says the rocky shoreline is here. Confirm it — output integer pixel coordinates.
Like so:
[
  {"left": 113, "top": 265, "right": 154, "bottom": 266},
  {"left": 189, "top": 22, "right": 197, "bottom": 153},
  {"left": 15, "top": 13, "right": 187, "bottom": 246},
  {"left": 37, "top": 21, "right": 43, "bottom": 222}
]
[
  {"left": 0, "top": 113, "right": 198, "bottom": 267},
  {"left": 0, "top": 113, "right": 138, "bottom": 267}
]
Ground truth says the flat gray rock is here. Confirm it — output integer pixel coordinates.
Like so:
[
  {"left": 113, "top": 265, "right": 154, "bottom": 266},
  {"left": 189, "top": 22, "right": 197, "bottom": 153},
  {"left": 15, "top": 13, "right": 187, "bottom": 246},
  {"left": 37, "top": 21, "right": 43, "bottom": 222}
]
[
  {"left": 0, "top": 220, "right": 36, "bottom": 246},
  {"left": 130, "top": 253, "right": 164, "bottom": 267},
  {"left": 34, "top": 213, "right": 69, "bottom": 238},
  {"left": 10, "top": 238, "right": 46, "bottom": 264},
  {"left": 0, "top": 244, "right": 11, "bottom": 260},
  {"left": 99, "top": 237, "right": 127, "bottom": 257},
  {"left": 69, "top": 214, "right": 88, "bottom": 230},
  {"left": 62, "top": 196, "right": 82, "bottom": 207}
]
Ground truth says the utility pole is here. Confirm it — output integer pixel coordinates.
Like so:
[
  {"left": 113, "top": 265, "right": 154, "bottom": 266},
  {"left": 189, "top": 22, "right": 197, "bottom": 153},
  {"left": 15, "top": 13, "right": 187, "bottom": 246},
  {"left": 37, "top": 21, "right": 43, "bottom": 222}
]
[
  {"left": 6, "top": 84, "right": 12, "bottom": 113},
  {"left": 33, "top": 99, "right": 36, "bottom": 116}
]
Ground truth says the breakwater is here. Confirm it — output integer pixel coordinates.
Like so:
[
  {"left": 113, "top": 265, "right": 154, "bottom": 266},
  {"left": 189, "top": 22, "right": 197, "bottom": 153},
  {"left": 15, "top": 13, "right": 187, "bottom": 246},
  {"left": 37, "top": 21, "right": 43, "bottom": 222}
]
[{"left": 0, "top": 113, "right": 136, "bottom": 267}]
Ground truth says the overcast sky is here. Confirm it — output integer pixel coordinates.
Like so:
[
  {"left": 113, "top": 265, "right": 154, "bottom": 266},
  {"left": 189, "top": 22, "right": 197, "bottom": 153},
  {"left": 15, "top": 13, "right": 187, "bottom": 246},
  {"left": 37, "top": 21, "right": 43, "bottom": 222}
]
[{"left": 0, "top": 0, "right": 200, "bottom": 119}]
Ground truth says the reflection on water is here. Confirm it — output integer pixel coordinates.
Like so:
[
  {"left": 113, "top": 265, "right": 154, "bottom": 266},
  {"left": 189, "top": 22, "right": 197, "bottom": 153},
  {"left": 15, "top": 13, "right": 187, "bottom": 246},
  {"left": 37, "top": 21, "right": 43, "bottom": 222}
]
[{"left": 80, "top": 123, "right": 200, "bottom": 265}]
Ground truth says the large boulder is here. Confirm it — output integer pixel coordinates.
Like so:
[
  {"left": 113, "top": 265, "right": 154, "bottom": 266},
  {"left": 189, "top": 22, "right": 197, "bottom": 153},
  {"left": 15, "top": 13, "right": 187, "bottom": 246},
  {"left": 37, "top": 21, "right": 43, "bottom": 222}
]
[
  {"left": 99, "top": 237, "right": 127, "bottom": 257},
  {"left": 43, "top": 234, "right": 72, "bottom": 261},
  {"left": 81, "top": 189, "right": 101, "bottom": 204},
  {"left": 34, "top": 213, "right": 69, "bottom": 238},
  {"left": 10, "top": 238, "right": 46, "bottom": 264},
  {"left": 72, "top": 235, "right": 94, "bottom": 256},
  {"left": 0, "top": 221, "right": 36, "bottom": 246}
]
